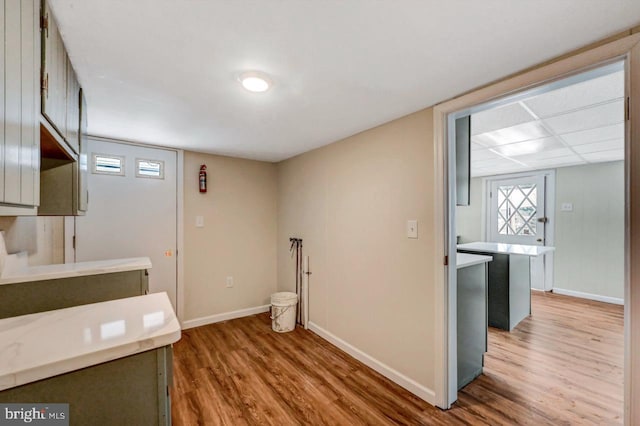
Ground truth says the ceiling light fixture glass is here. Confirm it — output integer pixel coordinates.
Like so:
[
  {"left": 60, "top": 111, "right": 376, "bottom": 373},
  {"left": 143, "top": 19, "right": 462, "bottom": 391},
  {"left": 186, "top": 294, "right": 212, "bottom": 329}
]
[{"left": 239, "top": 71, "right": 271, "bottom": 93}]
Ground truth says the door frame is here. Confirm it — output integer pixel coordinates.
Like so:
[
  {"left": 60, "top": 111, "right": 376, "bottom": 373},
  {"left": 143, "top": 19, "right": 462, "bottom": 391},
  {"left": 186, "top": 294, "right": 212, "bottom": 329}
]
[
  {"left": 64, "top": 136, "right": 185, "bottom": 322},
  {"left": 433, "top": 32, "right": 640, "bottom": 423}
]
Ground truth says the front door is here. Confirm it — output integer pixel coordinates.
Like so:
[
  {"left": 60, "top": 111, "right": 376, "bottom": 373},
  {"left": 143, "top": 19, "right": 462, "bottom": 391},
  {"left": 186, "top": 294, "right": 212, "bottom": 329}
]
[
  {"left": 489, "top": 174, "right": 546, "bottom": 245},
  {"left": 488, "top": 172, "right": 551, "bottom": 290},
  {"left": 74, "top": 138, "right": 178, "bottom": 310}
]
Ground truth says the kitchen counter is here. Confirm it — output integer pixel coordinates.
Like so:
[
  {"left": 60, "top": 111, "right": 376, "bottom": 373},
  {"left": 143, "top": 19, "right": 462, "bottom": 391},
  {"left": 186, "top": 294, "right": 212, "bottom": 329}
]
[
  {"left": 0, "top": 257, "right": 152, "bottom": 285},
  {"left": 457, "top": 253, "right": 492, "bottom": 269},
  {"left": 457, "top": 242, "right": 554, "bottom": 257},
  {"left": 0, "top": 292, "right": 180, "bottom": 391}
]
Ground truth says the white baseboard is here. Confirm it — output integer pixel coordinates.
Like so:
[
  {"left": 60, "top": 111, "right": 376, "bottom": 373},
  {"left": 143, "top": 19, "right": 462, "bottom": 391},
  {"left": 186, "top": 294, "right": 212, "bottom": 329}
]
[
  {"left": 308, "top": 322, "right": 437, "bottom": 406},
  {"left": 181, "top": 305, "right": 270, "bottom": 330},
  {"left": 552, "top": 288, "right": 624, "bottom": 305}
]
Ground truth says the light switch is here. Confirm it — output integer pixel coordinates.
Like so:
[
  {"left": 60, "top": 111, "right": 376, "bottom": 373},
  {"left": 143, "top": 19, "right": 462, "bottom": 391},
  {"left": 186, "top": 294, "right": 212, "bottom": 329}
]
[
  {"left": 561, "top": 203, "right": 573, "bottom": 212},
  {"left": 407, "top": 220, "right": 418, "bottom": 239},
  {"left": 195, "top": 216, "right": 204, "bottom": 227}
]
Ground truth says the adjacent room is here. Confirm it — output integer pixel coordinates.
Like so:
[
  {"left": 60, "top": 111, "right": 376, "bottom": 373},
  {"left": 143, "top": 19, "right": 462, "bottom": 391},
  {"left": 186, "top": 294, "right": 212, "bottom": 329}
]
[
  {"left": 453, "top": 62, "right": 625, "bottom": 421},
  {"left": 1, "top": 1, "right": 640, "bottom": 425}
]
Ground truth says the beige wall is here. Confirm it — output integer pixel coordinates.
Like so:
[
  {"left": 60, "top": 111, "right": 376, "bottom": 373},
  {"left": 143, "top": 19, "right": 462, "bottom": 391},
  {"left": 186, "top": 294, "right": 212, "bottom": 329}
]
[
  {"left": 183, "top": 151, "right": 278, "bottom": 322},
  {"left": 0, "top": 216, "right": 64, "bottom": 265},
  {"left": 554, "top": 161, "right": 624, "bottom": 300},
  {"left": 277, "top": 109, "right": 436, "bottom": 391},
  {"left": 456, "top": 177, "right": 483, "bottom": 243}
]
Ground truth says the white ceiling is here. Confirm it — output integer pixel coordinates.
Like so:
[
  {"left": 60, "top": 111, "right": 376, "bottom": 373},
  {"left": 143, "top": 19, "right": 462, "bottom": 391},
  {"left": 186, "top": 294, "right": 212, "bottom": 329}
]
[
  {"left": 49, "top": 1, "right": 640, "bottom": 162},
  {"left": 470, "top": 69, "right": 624, "bottom": 177}
]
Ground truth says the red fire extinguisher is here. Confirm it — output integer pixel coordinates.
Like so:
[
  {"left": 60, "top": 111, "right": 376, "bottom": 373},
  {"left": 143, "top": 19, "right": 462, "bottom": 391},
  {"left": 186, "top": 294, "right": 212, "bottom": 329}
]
[{"left": 199, "top": 165, "right": 207, "bottom": 193}]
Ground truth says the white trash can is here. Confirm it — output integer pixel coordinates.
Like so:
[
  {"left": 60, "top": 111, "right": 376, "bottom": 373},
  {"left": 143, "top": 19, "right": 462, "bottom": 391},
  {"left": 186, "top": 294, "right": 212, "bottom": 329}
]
[{"left": 270, "top": 292, "right": 298, "bottom": 333}]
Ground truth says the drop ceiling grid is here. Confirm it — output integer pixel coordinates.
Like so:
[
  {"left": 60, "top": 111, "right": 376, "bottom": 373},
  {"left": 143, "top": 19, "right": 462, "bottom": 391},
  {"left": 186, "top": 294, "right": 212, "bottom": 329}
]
[{"left": 470, "top": 70, "right": 624, "bottom": 177}]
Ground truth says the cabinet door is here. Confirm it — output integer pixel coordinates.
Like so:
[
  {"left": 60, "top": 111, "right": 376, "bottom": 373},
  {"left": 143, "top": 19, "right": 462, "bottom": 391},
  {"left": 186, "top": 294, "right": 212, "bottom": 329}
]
[
  {"left": 1, "top": 0, "right": 40, "bottom": 207},
  {"left": 42, "top": 1, "right": 67, "bottom": 137},
  {"left": 65, "top": 60, "right": 80, "bottom": 153}
]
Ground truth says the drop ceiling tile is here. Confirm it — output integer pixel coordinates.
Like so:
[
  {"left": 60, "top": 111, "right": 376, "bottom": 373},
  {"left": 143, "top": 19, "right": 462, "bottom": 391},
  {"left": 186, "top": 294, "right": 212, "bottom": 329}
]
[
  {"left": 473, "top": 121, "right": 550, "bottom": 147},
  {"left": 491, "top": 136, "right": 565, "bottom": 157},
  {"left": 541, "top": 100, "right": 623, "bottom": 135},
  {"left": 517, "top": 148, "right": 575, "bottom": 162},
  {"left": 525, "top": 155, "right": 585, "bottom": 168},
  {"left": 581, "top": 150, "right": 624, "bottom": 163},
  {"left": 471, "top": 103, "right": 536, "bottom": 135},
  {"left": 472, "top": 149, "right": 501, "bottom": 161},
  {"left": 560, "top": 122, "right": 624, "bottom": 146},
  {"left": 572, "top": 138, "right": 624, "bottom": 154},
  {"left": 523, "top": 71, "right": 624, "bottom": 118}
]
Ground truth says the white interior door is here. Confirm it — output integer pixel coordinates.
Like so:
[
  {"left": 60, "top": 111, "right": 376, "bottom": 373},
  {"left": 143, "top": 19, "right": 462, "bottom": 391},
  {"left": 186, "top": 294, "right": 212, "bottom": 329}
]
[
  {"left": 488, "top": 173, "right": 550, "bottom": 291},
  {"left": 489, "top": 174, "right": 546, "bottom": 245},
  {"left": 75, "top": 138, "right": 178, "bottom": 309}
]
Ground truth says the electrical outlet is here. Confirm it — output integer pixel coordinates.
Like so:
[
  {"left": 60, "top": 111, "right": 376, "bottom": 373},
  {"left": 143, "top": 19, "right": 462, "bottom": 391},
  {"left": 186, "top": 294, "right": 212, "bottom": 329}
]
[
  {"left": 195, "top": 216, "right": 204, "bottom": 227},
  {"left": 226, "top": 276, "right": 234, "bottom": 288}
]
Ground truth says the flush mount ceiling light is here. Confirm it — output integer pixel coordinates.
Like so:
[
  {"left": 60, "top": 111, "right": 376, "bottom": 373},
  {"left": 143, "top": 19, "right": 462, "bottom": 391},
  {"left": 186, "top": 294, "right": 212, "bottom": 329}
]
[{"left": 239, "top": 71, "right": 271, "bottom": 93}]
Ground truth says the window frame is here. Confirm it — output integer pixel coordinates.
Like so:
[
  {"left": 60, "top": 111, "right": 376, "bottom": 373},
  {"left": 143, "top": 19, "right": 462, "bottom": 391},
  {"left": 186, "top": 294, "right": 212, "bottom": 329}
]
[
  {"left": 135, "top": 158, "right": 165, "bottom": 180},
  {"left": 91, "top": 153, "right": 126, "bottom": 176}
]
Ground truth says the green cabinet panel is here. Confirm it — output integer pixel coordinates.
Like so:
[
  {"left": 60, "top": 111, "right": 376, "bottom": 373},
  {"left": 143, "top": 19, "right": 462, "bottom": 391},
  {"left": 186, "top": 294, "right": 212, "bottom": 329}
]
[{"left": 0, "top": 269, "right": 149, "bottom": 319}]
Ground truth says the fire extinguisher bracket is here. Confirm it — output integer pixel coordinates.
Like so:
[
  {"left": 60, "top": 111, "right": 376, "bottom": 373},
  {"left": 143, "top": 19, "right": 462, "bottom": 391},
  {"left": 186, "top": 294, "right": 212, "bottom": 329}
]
[{"left": 199, "top": 165, "right": 207, "bottom": 193}]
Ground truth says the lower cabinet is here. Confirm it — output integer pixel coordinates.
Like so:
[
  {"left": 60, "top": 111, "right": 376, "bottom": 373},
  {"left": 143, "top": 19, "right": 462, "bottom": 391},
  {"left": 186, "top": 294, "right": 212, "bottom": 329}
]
[
  {"left": 0, "top": 269, "right": 149, "bottom": 319},
  {"left": 457, "top": 262, "right": 488, "bottom": 390},
  {"left": 0, "top": 346, "right": 173, "bottom": 426}
]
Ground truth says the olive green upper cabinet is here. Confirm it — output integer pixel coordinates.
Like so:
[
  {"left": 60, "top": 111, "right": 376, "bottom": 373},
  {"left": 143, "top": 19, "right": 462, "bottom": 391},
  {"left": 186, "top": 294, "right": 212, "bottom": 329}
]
[
  {"left": 0, "top": 0, "right": 41, "bottom": 214},
  {"left": 42, "top": 0, "right": 81, "bottom": 155},
  {"left": 41, "top": 0, "right": 68, "bottom": 142}
]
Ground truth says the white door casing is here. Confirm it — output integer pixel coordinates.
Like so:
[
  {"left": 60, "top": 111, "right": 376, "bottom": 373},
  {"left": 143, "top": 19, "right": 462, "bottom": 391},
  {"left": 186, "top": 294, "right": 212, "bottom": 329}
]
[{"left": 74, "top": 138, "right": 178, "bottom": 310}]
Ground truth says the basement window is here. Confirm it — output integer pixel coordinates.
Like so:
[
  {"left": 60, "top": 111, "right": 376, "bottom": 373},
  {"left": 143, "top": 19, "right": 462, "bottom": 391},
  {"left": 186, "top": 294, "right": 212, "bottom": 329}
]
[
  {"left": 136, "top": 159, "right": 164, "bottom": 179},
  {"left": 92, "top": 154, "right": 125, "bottom": 176}
]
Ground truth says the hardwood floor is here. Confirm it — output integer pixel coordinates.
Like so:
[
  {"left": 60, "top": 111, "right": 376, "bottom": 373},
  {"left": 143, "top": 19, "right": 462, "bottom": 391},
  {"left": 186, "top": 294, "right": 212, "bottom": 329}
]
[{"left": 171, "top": 292, "right": 624, "bottom": 425}]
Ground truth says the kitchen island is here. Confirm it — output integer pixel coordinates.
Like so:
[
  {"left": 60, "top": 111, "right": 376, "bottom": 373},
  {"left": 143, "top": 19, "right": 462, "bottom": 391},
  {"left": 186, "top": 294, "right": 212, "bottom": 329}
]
[
  {"left": 458, "top": 242, "right": 555, "bottom": 331},
  {"left": 0, "top": 292, "right": 180, "bottom": 425}
]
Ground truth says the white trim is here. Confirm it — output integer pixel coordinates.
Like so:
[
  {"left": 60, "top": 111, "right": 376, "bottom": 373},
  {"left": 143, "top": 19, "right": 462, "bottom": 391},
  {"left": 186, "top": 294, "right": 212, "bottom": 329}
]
[
  {"left": 176, "top": 150, "right": 185, "bottom": 322},
  {"left": 552, "top": 288, "right": 624, "bottom": 305},
  {"left": 308, "top": 322, "right": 437, "bottom": 406},
  {"left": 181, "top": 305, "right": 270, "bottom": 330}
]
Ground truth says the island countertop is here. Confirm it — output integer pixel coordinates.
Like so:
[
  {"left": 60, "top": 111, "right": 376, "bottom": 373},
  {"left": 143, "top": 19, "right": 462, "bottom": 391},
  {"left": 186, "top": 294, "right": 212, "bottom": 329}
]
[
  {"left": 0, "top": 257, "right": 152, "bottom": 286},
  {"left": 457, "top": 253, "right": 493, "bottom": 269},
  {"left": 0, "top": 292, "right": 180, "bottom": 391},
  {"left": 457, "top": 242, "right": 555, "bottom": 257}
]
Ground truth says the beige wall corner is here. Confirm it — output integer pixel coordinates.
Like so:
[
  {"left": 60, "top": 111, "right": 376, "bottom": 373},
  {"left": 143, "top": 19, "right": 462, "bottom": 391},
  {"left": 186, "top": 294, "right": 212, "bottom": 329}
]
[
  {"left": 277, "top": 108, "right": 436, "bottom": 393},
  {"left": 0, "top": 216, "right": 64, "bottom": 266},
  {"left": 183, "top": 151, "right": 278, "bottom": 322}
]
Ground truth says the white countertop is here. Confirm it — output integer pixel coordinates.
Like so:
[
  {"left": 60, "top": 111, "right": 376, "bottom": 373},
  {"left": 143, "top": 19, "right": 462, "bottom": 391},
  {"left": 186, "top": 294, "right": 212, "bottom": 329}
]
[
  {"left": 0, "top": 257, "right": 152, "bottom": 285},
  {"left": 0, "top": 292, "right": 180, "bottom": 391},
  {"left": 457, "top": 242, "right": 555, "bottom": 257},
  {"left": 457, "top": 253, "right": 493, "bottom": 269}
]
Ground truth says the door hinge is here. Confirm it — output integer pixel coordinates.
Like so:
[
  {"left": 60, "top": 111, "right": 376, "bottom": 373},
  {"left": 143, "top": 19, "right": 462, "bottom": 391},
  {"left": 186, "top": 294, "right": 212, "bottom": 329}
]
[
  {"left": 626, "top": 96, "right": 630, "bottom": 121},
  {"left": 72, "top": 235, "right": 76, "bottom": 249},
  {"left": 444, "top": 255, "right": 449, "bottom": 266},
  {"left": 40, "top": 13, "right": 48, "bottom": 35},
  {"left": 41, "top": 73, "right": 48, "bottom": 97}
]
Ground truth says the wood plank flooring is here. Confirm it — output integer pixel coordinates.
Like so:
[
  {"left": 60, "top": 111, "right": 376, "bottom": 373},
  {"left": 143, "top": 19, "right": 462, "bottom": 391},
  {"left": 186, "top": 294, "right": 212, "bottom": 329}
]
[{"left": 171, "top": 292, "right": 624, "bottom": 425}]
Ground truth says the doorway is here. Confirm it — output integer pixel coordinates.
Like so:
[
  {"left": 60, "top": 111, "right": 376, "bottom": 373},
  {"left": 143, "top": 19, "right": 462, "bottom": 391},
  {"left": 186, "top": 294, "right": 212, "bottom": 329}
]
[
  {"left": 433, "top": 33, "right": 640, "bottom": 423},
  {"left": 68, "top": 138, "right": 179, "bottom": 311}
]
